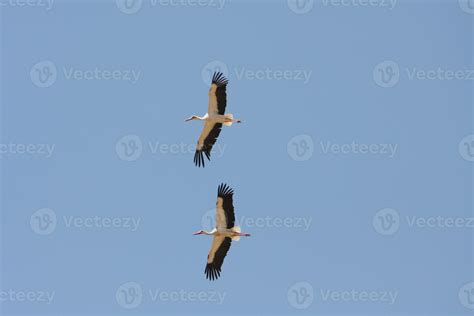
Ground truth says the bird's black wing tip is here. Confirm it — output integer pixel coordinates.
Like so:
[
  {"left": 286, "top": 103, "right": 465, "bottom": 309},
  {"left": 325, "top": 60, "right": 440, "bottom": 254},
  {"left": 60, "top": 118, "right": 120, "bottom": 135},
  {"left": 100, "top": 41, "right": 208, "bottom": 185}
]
[
  {"left": 212, "top": 72, "right": 229, "bottom": 87},
  {"left": 205, "top": 264, "right": 221, "bottom": 281},
  {"left": 194, "top": 150, "right": 211, "bottom": 168},
  {"left": 218, "top": 183, "right": 234, "bottom": 197}
]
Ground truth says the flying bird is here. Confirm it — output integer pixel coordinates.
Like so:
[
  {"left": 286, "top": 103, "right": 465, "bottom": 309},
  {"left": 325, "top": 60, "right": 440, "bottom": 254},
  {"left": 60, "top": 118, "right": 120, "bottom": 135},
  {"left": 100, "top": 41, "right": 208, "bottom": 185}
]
[
  {"left": 185, "top": 72, "right": 242, "bottom": 167},
  {"left": 193, "top": 183, "right": 251, "bottom": 281}
]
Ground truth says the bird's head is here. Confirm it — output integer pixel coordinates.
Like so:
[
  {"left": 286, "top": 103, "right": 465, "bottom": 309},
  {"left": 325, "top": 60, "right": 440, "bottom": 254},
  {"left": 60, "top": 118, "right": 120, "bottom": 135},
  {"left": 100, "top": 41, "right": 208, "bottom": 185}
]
[
  {"left": 185, "top": 115, "right": 198, "bottom": 122},
  {"left": 193, "top": 230, "right": 205, "bottom": 235}
]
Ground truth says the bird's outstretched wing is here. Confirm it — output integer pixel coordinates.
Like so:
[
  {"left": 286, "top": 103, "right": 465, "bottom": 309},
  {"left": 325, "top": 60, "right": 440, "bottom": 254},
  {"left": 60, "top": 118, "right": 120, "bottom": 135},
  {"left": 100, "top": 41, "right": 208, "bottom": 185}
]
[
  {"left": 205, "top": 236, "right": 232, "bottom": 281},
  {"left": 208, "top": 72, "right": 228, "bottom": 115},
  {"left": 215, "top": 183, "right": 235, "bottom": 229},
  {"left": 194, "top": 121, "right": 222, "bottom": 167}
]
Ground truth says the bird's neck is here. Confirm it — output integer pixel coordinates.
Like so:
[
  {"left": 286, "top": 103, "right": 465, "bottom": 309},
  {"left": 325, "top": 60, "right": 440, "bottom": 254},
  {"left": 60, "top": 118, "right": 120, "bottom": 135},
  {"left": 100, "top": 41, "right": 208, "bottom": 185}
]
[{"left": 204, "top": 228, "right": 217, "bottom": 235}]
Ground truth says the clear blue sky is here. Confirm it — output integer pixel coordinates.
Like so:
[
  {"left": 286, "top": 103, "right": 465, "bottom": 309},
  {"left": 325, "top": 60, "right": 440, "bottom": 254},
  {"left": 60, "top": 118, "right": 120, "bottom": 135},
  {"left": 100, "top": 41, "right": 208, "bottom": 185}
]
[{"left": 1, "top": 0, "right": 473, "bottom": 315}]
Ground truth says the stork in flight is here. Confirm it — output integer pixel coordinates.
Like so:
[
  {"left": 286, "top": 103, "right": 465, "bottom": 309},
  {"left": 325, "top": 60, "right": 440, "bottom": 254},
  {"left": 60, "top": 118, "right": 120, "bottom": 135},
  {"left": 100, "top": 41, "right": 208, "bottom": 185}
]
[
  {"left": 185, "top": 72, "right": 242, "bottom": 167},
  {"left": 193, "top": 183, "right": 251, "bottom": 281}
]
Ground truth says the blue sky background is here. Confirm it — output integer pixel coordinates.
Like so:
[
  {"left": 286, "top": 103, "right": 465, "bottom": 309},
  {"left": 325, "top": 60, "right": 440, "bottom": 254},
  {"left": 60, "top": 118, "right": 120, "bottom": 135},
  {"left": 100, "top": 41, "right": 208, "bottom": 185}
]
[{"left": 0, "top": 0, "right": 473, "bottom": 315}]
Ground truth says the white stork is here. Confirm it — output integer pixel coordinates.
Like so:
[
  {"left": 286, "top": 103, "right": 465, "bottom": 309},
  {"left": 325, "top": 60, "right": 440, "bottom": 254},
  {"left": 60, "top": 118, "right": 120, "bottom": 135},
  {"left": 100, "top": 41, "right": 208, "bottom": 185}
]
[
  {"left": 193, "top": 183, "right": 251, "bottom": 280},
  {"left": 185, "top": 72, "right": 242, "bottom": 167}
]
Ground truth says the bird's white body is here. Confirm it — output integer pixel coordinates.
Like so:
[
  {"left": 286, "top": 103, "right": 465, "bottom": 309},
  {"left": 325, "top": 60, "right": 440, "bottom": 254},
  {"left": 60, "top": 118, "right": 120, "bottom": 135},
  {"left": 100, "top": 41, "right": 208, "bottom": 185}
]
[
  {"left": 194, "top": 183, "right": 250, "bottom": 280},
  {"left": 190, "top": 113, "right": 238, "bottom": 126},
  {"left": 200, "top": 226, "right": 243, "bottom": 241},
  {"left": 186, "top": 72, "right": 241, "bottom": 167}
]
